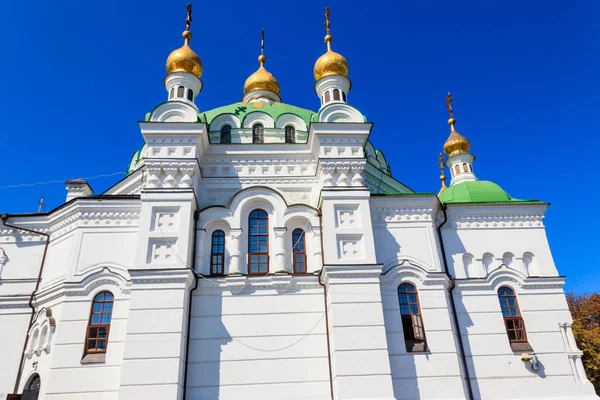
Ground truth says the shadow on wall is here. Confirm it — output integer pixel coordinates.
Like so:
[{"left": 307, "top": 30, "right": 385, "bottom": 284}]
[
  {"left": 186, "top": 281, "right": 230, "bottom": 399},
  {"left": 376, "top": 228, "right": 421, "bottom": 400}
]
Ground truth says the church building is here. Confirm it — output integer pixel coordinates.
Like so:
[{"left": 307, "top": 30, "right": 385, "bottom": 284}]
[{"left": 0, "top": 5, "right": 596, "bottom": 400}]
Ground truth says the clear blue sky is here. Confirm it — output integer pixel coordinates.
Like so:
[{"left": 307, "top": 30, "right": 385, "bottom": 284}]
[{"left": 0, "top": 1, "right": 598, "bottom": 292}]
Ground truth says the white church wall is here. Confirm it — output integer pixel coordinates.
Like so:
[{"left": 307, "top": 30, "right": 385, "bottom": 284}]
[
  {"left": 443, "top": 204, "right": 558, "bottom": 279},
  {"left": 454, "top": 270, "right": 597, "bottom": 400},
  {"left": 187, "top": 280, "right": 330, "bottom": 399},
  {"left": 380, "top": 266, "right": 468, "bottom": 400}
]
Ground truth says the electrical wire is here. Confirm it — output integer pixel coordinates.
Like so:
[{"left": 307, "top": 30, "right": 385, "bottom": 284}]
[{"left": 0, "top": 172, "right": 125, "bottom": 191}]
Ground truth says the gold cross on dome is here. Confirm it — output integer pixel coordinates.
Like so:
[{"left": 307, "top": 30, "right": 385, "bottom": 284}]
[
  {"left": 446, "top": 92, "right": 453, "bottom": 118},
  {"left": 325, "top": 7, "right": 331, "bottom": 35},
  {"left": 186, "top": 3, "right": 192, "bottom": 31}
]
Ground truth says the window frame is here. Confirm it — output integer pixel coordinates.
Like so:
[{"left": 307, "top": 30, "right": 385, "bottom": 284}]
[
  {"left": 252, "top": 123, "right": 264, "bottom": 144},
  {"left": 248, "top": 209, "right": 269, "bottom": 274},
  {"left": 398, "top": 283, "right": 427, "bottom": 352},
  {"left": 284, "top": 125, "right": 296, "bottom": 144},
  {"left": 292, "top": 228, "right": 307, "bottom": 274},
  {"left": 177, "top": 86, "right": 185, "bottom": 98},
  {"left": 84, "top": 291, "right": 114, "bottom": 355},
  {"left": 498, "top": 286, "right": 528, "bottom": 343},
  {"left": 210, "top": 230, "right": 226, "bottom": 276},
  {"left": 220, "top": 124, "right": 232, "bottom": 144},
  {"left": 187, "top": 89, "right": 193, "bottom": 101}
]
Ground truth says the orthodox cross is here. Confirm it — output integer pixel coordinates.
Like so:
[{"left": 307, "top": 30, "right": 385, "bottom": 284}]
[
  {"left": 438, "top": 153, "right": 445, "bottom": 176},
  {"left": 37, "top": 197, "right": 44, "bottom": 213},
  {"left": 446, "top": 92, "right": 453, "bottom": 118},
  {"left": 261, "top": 29, "right": 265, "bottom": 55},
  {"left": 186, "top": 3, "right": 192, "bottom": 31},
  {"left": 325, "top": 7, "right": 331, "bottom": 35}
]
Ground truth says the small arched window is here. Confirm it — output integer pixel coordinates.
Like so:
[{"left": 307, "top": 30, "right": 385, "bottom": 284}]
[
  {"left": 454, "top": 164, "right": 460, "bottom": 175},
  {"left": 23, "top": 374, "right": 41, "bottom": 400},
  {"left": 463, "top": 163, "right": 469, "bottom": 173},
  {"left": 169, "top": 87, "right": 175, "bottom": 99},
  {"left": 177, "top": 86, "right": 185, "bottom": 98},
  {"left": 469, "top": 164, "right": 473, "bottom": 172},
  {"left": 324, "top": 91, "right": 331, "bottom": 103},
  {"left": 220, "top": 125, "right": 232, "bottom": 144},
  {"left": 333, "top": 89, "right": 341, "bottom": 101},
  {"left": 252, "top": 124, "right": 264, "bottom": 144},
  {"left": 85, "top": 291, "right": 114, "bottom": 354},
  {"left": 210, "top": 230, "right": 225, "bottom": 275},
  {"left": 398, "top": 283, "right": 427, "bottom": 352},
  {"left": 498, "top": 287, "right": 527, "bottom": 344},
  {"left": 285, "top": 125, "right": 296, "bottom": 144},
  {"left": 342, "top": 92, "right": 347, "bottom": 102},
  {"left": 292, "top": 229, "right": 306, "bottom": 273},
  {"left": 30, "top": 329, "right": 40, "bottom": 352},
  {"left": 187, "top": 89, "right": 193, "bottom": 101},
  {"left": 248, "top": 209, "right": 268, "bottom": 274}
]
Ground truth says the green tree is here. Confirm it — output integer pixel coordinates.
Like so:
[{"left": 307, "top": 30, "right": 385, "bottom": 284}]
[{"left": 567, "top": 293, "right": 600, "bottom": 393}]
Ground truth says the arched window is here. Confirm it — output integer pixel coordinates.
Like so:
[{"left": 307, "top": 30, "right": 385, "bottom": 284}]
[
  {"left": 85, "top": 291, "right": 113, "bottom": 354},
  {"left": 333, "top": 89, "right": 341, "bottom": 101},
  {"left": 220, "top": 125, "right": 232, "bottom": 144},
  {"left": 177, "top": 86, "right": 185, "bottom": 98},
  {"left": 23, "top": 374, "right": 41, "bottom": 400},
  {"left": 292, "top": 228, "right": 306, "bottom": 273},
  {"left": 210, "top": 230, "right": 225, "bottom": 275},
  {"left": 398, "top": 283, "right": 427, "bottom": 352},
  {"left": 324, "top": 91, "right": 331, "bottom": 103},
  {"left": 342, "top": 92, "right": 347, "bottom": 102},
  {"left": 463, "top": 163, "right": 469, "bottom": 173},
  {"left": 285, "top": 125, "right": 295, "bottom": 144},
  {"left": 30, "top": 329, "right": 39, "bottom": 352},
  {"left": 248, "top": 209, "right": 268, "bottom": 274},
  {"left": 498, "top": 287, "right": 527, "bottom": 344},
  {"left": 469, "top": 164, "right": 473, "bottom": 172},
  {"left": 169, "top": 87, "right": 175, "bottom": 99},
  {"left": 252, "top": 124, "right": 264, "bottom": 144},
  {"left": 187, "top": 89, "right": 193, "bottom": 101},
  {"left": 454, "top": 164, "right": 460, "bottom": 175}
]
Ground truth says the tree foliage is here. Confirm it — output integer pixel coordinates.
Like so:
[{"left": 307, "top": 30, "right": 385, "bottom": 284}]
[{"left": 567, "top": 292, "right": 600, "bottom": 391}]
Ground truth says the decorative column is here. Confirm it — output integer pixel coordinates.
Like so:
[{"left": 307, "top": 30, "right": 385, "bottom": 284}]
[
  {"left": 311, "top": 226, "right": 323, "bottom": 270},
  {"left": 273, "top": 227, "right": 287, "bottom": 273},
  {"left": 560, "top": 322, "right": 590, "bottom": 385},
  {"left": 228, "top": 229, "right": 243, "bottom": 275},
  {"left": 195, "top": 230, "right": 206, "bottom": 274}
]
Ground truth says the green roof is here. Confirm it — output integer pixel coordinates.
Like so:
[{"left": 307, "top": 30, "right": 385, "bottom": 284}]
[
  {"left": 439, "top": 180, "right": 540, "bottom": 204},
  {"left": 200, "top": 102, "right": 315, "bottom": 128}
]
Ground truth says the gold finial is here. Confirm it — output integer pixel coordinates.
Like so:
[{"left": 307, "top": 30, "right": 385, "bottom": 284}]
[
  {"left": 446, "top": 92, "right": 456, "bottom": 131},
  {"left": 324, "top": 7, "right": 332, "bottom": 50},
  {"left": 437, "top": 153, "right": 447, "bottom": 196},
  {"left": 186, "top": 3, "right": 192, "bottom": 31}
]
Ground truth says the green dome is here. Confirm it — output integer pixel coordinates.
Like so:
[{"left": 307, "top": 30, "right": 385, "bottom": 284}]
[{"left": 439, "top": 180, "right": 518, "bottom": 204}]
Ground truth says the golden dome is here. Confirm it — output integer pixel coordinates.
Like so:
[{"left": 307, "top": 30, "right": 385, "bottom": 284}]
[
  {"left": 244, "top": 54, "right": 280, "bottom": 95},
  {"left": 166, "top": 30, "right": 203, "bottom": 78},
  {"left": 314, "top": 35, "right": 348, "bottom": 81},
  {"left": 443, "top": 118, "right": 471, "bottom": 157}
]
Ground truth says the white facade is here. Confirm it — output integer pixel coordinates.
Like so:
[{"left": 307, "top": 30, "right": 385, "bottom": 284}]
[{"left": 1, "top": 39, "right": 597, "bottom": 400}]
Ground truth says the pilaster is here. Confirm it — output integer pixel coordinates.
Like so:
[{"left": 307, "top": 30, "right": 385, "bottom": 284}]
[{"left": 323, "top": 264, "right": 395, "bottom": 400}]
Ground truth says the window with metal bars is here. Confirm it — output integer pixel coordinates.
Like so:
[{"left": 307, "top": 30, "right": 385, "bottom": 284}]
[
  {"left": 84, "top": 291, "right": 113, "bottom": 354},
  {"left": 498, "top": 287, "right": 528, "bottom": 343},
  {"left": 252, "top": 124, "right": 264, "bottom": 144},
  {"left": 292, "top": 228, "right": 306, "bottom": 273},
  {"left": 210, "top": 230, "right": 225, "bottom": 275},
  {"left": 398, "top": 283, "right": 427, "bottom": 352},
  {"left": 285, "top": 125, "right": 295, "bottom": 144},
  {"left": 220, "top": 125, "right": 231, "bottom": 144},
  {"left": 248, "top": 209, "right": 268, "bottom": 274}
]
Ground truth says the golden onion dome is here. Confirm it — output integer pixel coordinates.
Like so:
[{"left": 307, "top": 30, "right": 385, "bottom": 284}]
[
  {"left": 244, "top": 54, "right": 280, "bottom": 95},
  {"left": 314, "top": 35, "right": 349, "bottom": 81},
  {"left": 443, "top": 117, "right": 471, "bottom": 157},
  {"left": 166, "top": 30, "right": 203, "bottom": 78}
]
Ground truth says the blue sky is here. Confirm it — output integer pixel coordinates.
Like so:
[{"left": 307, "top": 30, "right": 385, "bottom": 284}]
[{"left": 0, "top": 1, "right": 598, "bottom": 292}]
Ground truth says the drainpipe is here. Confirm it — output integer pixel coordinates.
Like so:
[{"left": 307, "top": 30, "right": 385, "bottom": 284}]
[
  {"left": 182, "top": 210, "right": 200, "bottom": 400},
  {"left": 434, "top": 203, "right": 475, "bottom": 400},
  {"left": 317, "top": 209, "right": 335, "bottom": 400},
  {"left": 1, "top": 213, "right": 50, "bottom": 395}
]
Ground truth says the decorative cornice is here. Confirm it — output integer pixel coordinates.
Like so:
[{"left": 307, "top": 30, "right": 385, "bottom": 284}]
[
  {"left": 197, "top": 274, "right": 321, "bottom": 294},
  {"left": 370, "top": 206, "right": 435, "bottom": 224},
  {"left": 445, "top": 211, "right": 545, "bottom": 229}
]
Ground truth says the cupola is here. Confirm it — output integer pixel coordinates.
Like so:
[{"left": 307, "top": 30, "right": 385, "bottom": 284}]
[
  {"left": 243, "top": 30, "right": 281, "bottom": 103},
  {"left": 164, "top": 3, "right": 203, "bottom": 108},
  {"left": 314, "top": 7, "right": 351, "bottom": 108},
  {"left": 442, "top": 93, "right": 478, "bottom": 187}
]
